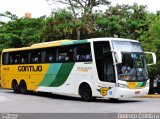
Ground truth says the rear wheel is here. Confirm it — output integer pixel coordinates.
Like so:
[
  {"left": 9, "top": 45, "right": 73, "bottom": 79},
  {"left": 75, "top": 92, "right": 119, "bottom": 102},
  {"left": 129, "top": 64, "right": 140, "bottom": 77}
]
[
  {"left": 79, "top": 84, "right": 93, "bottom": 101},
  {"left": 20, "top": 81, "right": 27, "bottom": 94},
  {"left": 12, "top": 80, "right": 20, "bottom": 93}
]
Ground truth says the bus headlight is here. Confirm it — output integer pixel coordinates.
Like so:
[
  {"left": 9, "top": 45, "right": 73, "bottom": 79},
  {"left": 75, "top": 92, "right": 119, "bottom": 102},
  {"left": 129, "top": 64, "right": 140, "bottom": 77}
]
[{"left": 116, "top": 83, "right": 128, "bottom": 88}]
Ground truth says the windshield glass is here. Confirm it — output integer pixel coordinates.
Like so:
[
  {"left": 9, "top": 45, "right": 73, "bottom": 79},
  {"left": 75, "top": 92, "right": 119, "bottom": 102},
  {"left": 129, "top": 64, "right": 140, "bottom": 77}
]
[
  {"left": 112, "top": 41, "right": 143, "bottom": 52},
  {"left": 117, "top": 53, "right": 148, "bottom": 81}
]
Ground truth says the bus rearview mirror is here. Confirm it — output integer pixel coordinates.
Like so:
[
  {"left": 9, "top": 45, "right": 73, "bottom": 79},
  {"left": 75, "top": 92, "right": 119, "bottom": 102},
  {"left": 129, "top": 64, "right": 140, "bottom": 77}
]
[
  {"left": 145, "top": 52, "right": 156, "bottom": 66},
  {"left": 114, "top": 50, "right": 122, "bottom": 64}
]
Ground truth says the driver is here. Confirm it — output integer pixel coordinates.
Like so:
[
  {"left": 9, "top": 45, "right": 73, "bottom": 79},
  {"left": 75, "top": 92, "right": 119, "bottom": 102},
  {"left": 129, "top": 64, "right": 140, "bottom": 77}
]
[{"left": 121, "top": 63, "right": 131, "bottom": 73}]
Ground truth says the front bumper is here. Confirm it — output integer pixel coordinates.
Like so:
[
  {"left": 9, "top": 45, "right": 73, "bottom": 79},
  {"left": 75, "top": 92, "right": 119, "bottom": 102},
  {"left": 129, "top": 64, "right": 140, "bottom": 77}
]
[{"left": 114, "top": 86, "right": 149, "bottom": 98}]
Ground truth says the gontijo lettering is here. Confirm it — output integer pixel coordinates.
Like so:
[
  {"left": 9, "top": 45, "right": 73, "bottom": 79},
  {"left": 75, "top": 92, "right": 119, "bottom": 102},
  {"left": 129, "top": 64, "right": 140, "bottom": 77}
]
[{"left": 18, "top": 65, "right": 42, "bottom": 72}]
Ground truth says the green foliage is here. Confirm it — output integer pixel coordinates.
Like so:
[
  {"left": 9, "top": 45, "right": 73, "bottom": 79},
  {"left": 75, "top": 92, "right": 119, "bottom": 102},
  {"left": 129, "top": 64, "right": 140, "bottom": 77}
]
[
  {"left": 0, "top": 11, "right": 18, "bottom": 20},
  {"left": 138, "top": 14, "right": 160, "bottom": 79},
  {"left": 40, "top": 10, "right": 76, "bottom": 41},
  {"left": 0, "top": 17, "right": 45, "bottom": 49}
]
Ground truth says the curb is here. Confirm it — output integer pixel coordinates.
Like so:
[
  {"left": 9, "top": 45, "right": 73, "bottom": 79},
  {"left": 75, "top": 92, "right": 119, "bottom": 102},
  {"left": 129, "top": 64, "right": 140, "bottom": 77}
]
[{"left": 138, "top": 94, "right": 160, "bottom": 98}]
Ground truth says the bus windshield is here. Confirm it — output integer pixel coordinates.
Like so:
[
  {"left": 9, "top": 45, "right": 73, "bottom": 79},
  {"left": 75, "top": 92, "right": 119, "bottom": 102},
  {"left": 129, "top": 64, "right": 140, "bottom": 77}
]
[
  {"left": 112, "top": 41, "right": 143, "bottom": 52},
  {"left": 117, "top": 53, "right": 148, "bottom": 81}
]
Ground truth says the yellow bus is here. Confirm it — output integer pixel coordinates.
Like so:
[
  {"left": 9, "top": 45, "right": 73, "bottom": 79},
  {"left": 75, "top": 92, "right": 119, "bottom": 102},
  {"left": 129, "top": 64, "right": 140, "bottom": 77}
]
[{"left": 1, "top": 38, "right": 156, "bottom": 101}]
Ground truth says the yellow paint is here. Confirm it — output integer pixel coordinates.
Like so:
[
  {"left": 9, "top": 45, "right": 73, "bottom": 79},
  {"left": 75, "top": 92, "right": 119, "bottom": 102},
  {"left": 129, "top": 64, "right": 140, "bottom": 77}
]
[
  {"left": 1, "top": 64, "right": 49, "bottom": 91},
  {"left": 127, "top": 82, "right": 139, "bottom": 89},
  {"left": 100, "top": 87, "right": 109, "bottom": 96},
  {"left": 31, "top": 40, "right": 72, "bottom": 47},
  {"left": 78, "top": 69, "right": 89, "bottom": 72},
  {"left": 3, "top": 40, "right": 73, "bottom": 52},
  {"left": 1, "top": 39, "right": 75, "bottom": 90}
]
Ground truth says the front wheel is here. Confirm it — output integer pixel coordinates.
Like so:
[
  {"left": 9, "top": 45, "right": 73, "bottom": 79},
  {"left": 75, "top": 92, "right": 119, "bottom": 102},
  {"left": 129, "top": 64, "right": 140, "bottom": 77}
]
[{"left": 79, "top": 84, "right": 93, "bottom": 101}]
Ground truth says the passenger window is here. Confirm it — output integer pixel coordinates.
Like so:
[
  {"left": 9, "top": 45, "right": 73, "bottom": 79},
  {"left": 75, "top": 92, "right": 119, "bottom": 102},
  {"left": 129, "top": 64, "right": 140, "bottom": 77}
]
[
  {"left": 2, "top": 53, "right": 9, "bottom": 65},
  {"left": 8, "top": 51, "right": 29, "bottom": 64},
  {"left": 9, "top": 52, "right": 20, "bottom": 64},
  {"left": 19, "top": 51, "right": 29, "bottom": 64},
  {"left": 45, "top": 47, "right": 57, "bottom": 63},
  {"left": 58, "top": 46, "right": 74, "bottom": 62},
  {"left": 30, "top": 50, "right": 43, "bottom": 63},
  {"left": 76, "top": 43, "right": 92, "bottom": 62}
]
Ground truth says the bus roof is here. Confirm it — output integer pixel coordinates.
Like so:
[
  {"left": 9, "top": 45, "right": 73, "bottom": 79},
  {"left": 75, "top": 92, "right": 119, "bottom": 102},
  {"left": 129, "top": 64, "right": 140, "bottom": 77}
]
[
  {"left": 2, "top": 38, "right": 139, "bottom": 52},
  {"left": 87, "top": 37, "right": 139, "bottom": 43}
]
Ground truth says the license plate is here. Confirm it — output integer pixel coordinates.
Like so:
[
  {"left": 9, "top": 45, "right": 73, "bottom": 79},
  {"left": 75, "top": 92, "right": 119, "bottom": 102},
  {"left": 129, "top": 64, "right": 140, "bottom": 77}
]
[{"left": 135, "top": 91, "right": 140, "bottom": 94}]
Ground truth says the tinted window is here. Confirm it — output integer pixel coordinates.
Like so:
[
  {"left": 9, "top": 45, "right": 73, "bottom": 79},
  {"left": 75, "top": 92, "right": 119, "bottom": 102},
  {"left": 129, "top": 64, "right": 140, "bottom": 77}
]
[
  {"left": 75, "top": 43, "right": 92, "bottom": 62},
  {"left": 19, "top": 51, "right": 29, "bottom": 64},
  {"left": 30, "top": 50, "right": 43, "bottom": 63},
  {"left": 57, "top": 46, "right": 75, "bottom": 62},
  {"left": 45, "top": 47, "right": 57, "bottom": 63},
  {"left": 9, "top": 52, "right": 20, "bottom": 64},
  {"left": 2, "top": 53, "right": 9, "bottom": 65},
  {"left": 2, "top": 43, "right": 92, "bottom": 65},
  {"left": 7, "top": 51, "right": 29, "bottom": 64}
]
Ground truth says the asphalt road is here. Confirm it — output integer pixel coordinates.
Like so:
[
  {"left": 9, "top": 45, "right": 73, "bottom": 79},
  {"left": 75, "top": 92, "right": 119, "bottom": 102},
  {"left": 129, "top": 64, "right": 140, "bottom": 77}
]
[{"left": 0, "top": 88, "right": 160, "bottom": 113}]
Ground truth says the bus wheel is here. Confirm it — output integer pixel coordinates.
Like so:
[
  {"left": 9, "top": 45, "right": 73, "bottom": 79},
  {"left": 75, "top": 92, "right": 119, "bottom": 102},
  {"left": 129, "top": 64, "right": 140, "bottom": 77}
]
[
  {"left": 20, "top": 81, "right": 27, "bottom": 94},
  {"left": 79, "top": 84, "right": 93, "bottom": 101},
  {"left": 12, "top": 80, "right": 20, "bottom": 93}
]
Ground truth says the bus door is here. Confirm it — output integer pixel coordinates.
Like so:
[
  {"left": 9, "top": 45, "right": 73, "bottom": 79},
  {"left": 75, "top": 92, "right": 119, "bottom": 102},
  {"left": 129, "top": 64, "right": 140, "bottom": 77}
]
[
  {"left": 94, "top": 41, "right": 115, "bottom": 97},
  {"left": 103, "top": 53, "right": 115, "bottom": 82}
]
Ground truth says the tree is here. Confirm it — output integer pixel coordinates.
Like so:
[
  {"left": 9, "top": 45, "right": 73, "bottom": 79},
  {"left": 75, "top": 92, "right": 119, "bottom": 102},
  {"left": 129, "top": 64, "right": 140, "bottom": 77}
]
[
  {"left": 100, "top": 3, "right": 148, "bottom": 39},
  {"left": 40, "top": 10, "right": 75, "bottom": 41},
  {"left": 46, "top": 0, "right": 110, "bottom": 39},
  {"left": 0, "top": 15, "right": 45, "bottom": 51},
  {"left": 0, "top": 11, "right": 18, "bottom": 20}
]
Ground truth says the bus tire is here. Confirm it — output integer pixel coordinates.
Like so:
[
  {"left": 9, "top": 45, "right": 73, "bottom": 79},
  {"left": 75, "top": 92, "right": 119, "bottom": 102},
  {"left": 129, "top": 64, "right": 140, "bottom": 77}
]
[
  {"left": 12, "top": 80, "right": 20, "bottom": 93},
  {"left": 20, "top": 80, "right": 27, "bottom": 94},
  {"left": 79, "top": 83, "right": 93, "bottom": 101}
]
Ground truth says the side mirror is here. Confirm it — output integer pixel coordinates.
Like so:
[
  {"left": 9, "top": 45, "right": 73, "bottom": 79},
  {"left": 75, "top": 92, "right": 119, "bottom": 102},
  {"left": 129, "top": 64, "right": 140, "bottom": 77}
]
[
  {"left": 114, "top": 50, "right": 122, "bottom": 64},
  {"left": 145, "top": 52, "right": 156, "bottom": 66}
]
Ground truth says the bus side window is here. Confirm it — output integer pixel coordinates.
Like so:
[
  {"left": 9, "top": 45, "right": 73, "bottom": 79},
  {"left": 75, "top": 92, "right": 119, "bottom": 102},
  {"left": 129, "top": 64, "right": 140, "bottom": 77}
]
[
  {"left": 14, "top": 54, "right": 19, "bottom": 64},
  {"left": 9, "top": 52, "right": 20, "bottom": 64},
  {"left": 9, "top": 55, "right": 14, "bottom": 64},
  {"left": 45, "top": 47, "right": 57, "bottom": 63},
  {"left": 57, "top": 46, "right": 74, "bottom": 63},
  {"left": 47, "top": 55, "right": 54, "bottom": 62},
  {"left": 75, "top": 43, "right": 92, "bottom": 62},
  {"left": 2, "top": 53, "right": 9, "bottom": 65},
  {"left": 20, "top": 51, "right": 29, "bottom": 64},
  {"left": 30, "top": 50, "right": 43, "bottom": 63}
]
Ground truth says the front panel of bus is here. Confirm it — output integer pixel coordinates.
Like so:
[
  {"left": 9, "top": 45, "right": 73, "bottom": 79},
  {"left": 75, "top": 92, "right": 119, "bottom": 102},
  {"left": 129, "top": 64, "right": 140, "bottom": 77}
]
[
  {"left": 112, "top": 41, "right": 149, "bottom": 98},
  {"left": 93, "top": 40, "right": 149, "bottom": 99}
]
